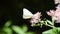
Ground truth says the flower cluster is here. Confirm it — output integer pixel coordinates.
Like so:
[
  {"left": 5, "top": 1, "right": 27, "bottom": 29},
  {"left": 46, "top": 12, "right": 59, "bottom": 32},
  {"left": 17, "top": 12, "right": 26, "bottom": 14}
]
[
  {"left": 30, "top": 12, "right": 41, "bottom": 26},
  {"left": 47, "top": 4, "right": 60, "bottom": 23}
]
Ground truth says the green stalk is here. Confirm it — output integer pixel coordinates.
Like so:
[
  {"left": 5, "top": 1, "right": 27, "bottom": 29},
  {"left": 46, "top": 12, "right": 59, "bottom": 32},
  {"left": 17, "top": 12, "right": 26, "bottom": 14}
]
[{"left": 52, "top": 17, "right": 55, "bottom": 26}]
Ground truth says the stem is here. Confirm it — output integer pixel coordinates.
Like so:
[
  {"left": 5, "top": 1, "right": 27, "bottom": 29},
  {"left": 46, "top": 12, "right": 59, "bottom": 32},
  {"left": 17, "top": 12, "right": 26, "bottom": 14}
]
[
  {"left": 39, "top": 20, "right": 55, "bottom": 28},
  {"left": 52, "top": 17, "right": 55, "bottom": 26},
  {"left": 45, "top": 24, "right": 53, "bottom": 28}
]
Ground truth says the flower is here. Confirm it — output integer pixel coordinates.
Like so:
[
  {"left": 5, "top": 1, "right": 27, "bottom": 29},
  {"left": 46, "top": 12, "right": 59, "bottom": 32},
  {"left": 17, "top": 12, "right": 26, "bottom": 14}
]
[
  {"left": 30, "top": 12, "right": 42, "bottom": 26},
  {"left": 54, "top": 5, "right": 60, "bottom": 23},
  {"left": 47, "top": 10, "right": 55, "bottom": 17},
  {"left": 47, "top": 4, "right": 60, "bottom": 23}
]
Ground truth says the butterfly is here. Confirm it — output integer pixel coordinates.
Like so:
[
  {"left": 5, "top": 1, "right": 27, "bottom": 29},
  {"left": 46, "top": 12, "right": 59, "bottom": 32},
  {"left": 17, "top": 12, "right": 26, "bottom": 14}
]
[
  {"left": 23, "top": 8, "right": 41, "bottom": 26},
  {"left": 54, "top": 0, "right": 59, "bottom": 4},
  {"left": 23, "top": 8, "right": 33, "bottom": 19}
]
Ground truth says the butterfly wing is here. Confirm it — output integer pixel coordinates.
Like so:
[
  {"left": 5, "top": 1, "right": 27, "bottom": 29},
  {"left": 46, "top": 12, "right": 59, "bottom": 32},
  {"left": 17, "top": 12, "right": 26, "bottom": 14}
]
[{"left": 23, "top": 8, "right": 33, "bottom": 19}]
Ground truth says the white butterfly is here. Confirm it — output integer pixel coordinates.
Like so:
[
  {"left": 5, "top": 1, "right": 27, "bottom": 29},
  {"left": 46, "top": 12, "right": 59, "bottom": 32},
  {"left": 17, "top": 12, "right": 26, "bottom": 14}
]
[
  {"left": 54, "top": 0, "right": 60, "bottom": 4},
  {"left": 23, "top": 8, "right": 41, "bottom": 19},
  {"left": 23, "top": 8, "right": 33, "bottom": 19}
]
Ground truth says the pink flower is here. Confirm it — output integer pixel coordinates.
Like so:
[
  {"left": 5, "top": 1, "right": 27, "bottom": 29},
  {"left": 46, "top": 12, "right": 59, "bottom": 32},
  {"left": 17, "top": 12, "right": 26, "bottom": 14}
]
[
  {"left": 54, "top": 6, "right": 60, "bottom": 23},
  {"left": 47, "top": 10, "right": 55, "bottom": 17},
  {"left": 30, "top": 12, "right": 41, "bottom": 26},
  {"left": 47, "top": 4, "right": 60, "bottom": 23}
]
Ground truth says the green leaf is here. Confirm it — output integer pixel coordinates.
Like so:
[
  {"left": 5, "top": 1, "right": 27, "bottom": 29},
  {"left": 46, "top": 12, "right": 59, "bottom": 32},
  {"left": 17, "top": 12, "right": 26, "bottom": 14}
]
[
  {"left": 4, "top": 20, "right": 12, "bottom": 27},
  {"left": 26, "top": 32, "right": 35, "bottom": 34},
  {"left": 57, "top": 27, "right": 60, "bottom": 31},
  {"left": 3, "top": 27, "right": 12, "bottom": 34},
  {"left": 22, "top": 25, "right": 28, "bottom": 32},
  {"left": 57, "top": 27, "right": 60, "bottom": 34},
  {"left": 42, "top": 28, "right": 58, "bottom": 34},
  {"left": 12, "top": 25, "right": 25, "bottom": 34},
  {"left": 46, "top": 20, "right": 53, "bottom": 25}
]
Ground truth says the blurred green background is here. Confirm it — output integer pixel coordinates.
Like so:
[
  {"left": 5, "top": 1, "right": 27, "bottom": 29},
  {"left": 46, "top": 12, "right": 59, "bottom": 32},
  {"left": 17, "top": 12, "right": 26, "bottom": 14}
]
[{"left": 0, "top": 0, "right": 59, "bottom": 34}]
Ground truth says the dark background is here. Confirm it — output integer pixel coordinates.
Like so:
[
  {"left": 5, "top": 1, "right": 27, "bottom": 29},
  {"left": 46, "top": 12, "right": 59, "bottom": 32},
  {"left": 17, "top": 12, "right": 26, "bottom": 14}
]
[{"left": 0, "top": 0, "right": 57, "bottom": 34}]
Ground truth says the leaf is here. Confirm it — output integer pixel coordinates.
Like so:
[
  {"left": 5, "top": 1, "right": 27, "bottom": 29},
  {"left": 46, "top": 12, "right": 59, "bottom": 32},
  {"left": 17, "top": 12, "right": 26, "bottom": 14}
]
[
  {"left": 12, "top": 25, "right": 25, "bottom": 34},
  {"left": 42, "top": 28, "right": 58, "bottom": 34},
  {"left": 22, "top": 25, "right": 28, "bottom": 32},
  {"left": 57, "top": 27, "right": 60, "bottom": 34},
  {"left": 46, "top": 20, "right": 53, "bottom": 25},
  {"left": 26, "top": 32, "right": 35, "bottom": 34},
  {"left": 57, "top": 27, "right": 60, "bottom": 29},
  {"left": 3, "top": 27, "right": 12, "bottom": 34},
  {"left": 4, "top": 20, "right": 12, "bottom": 27}
]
